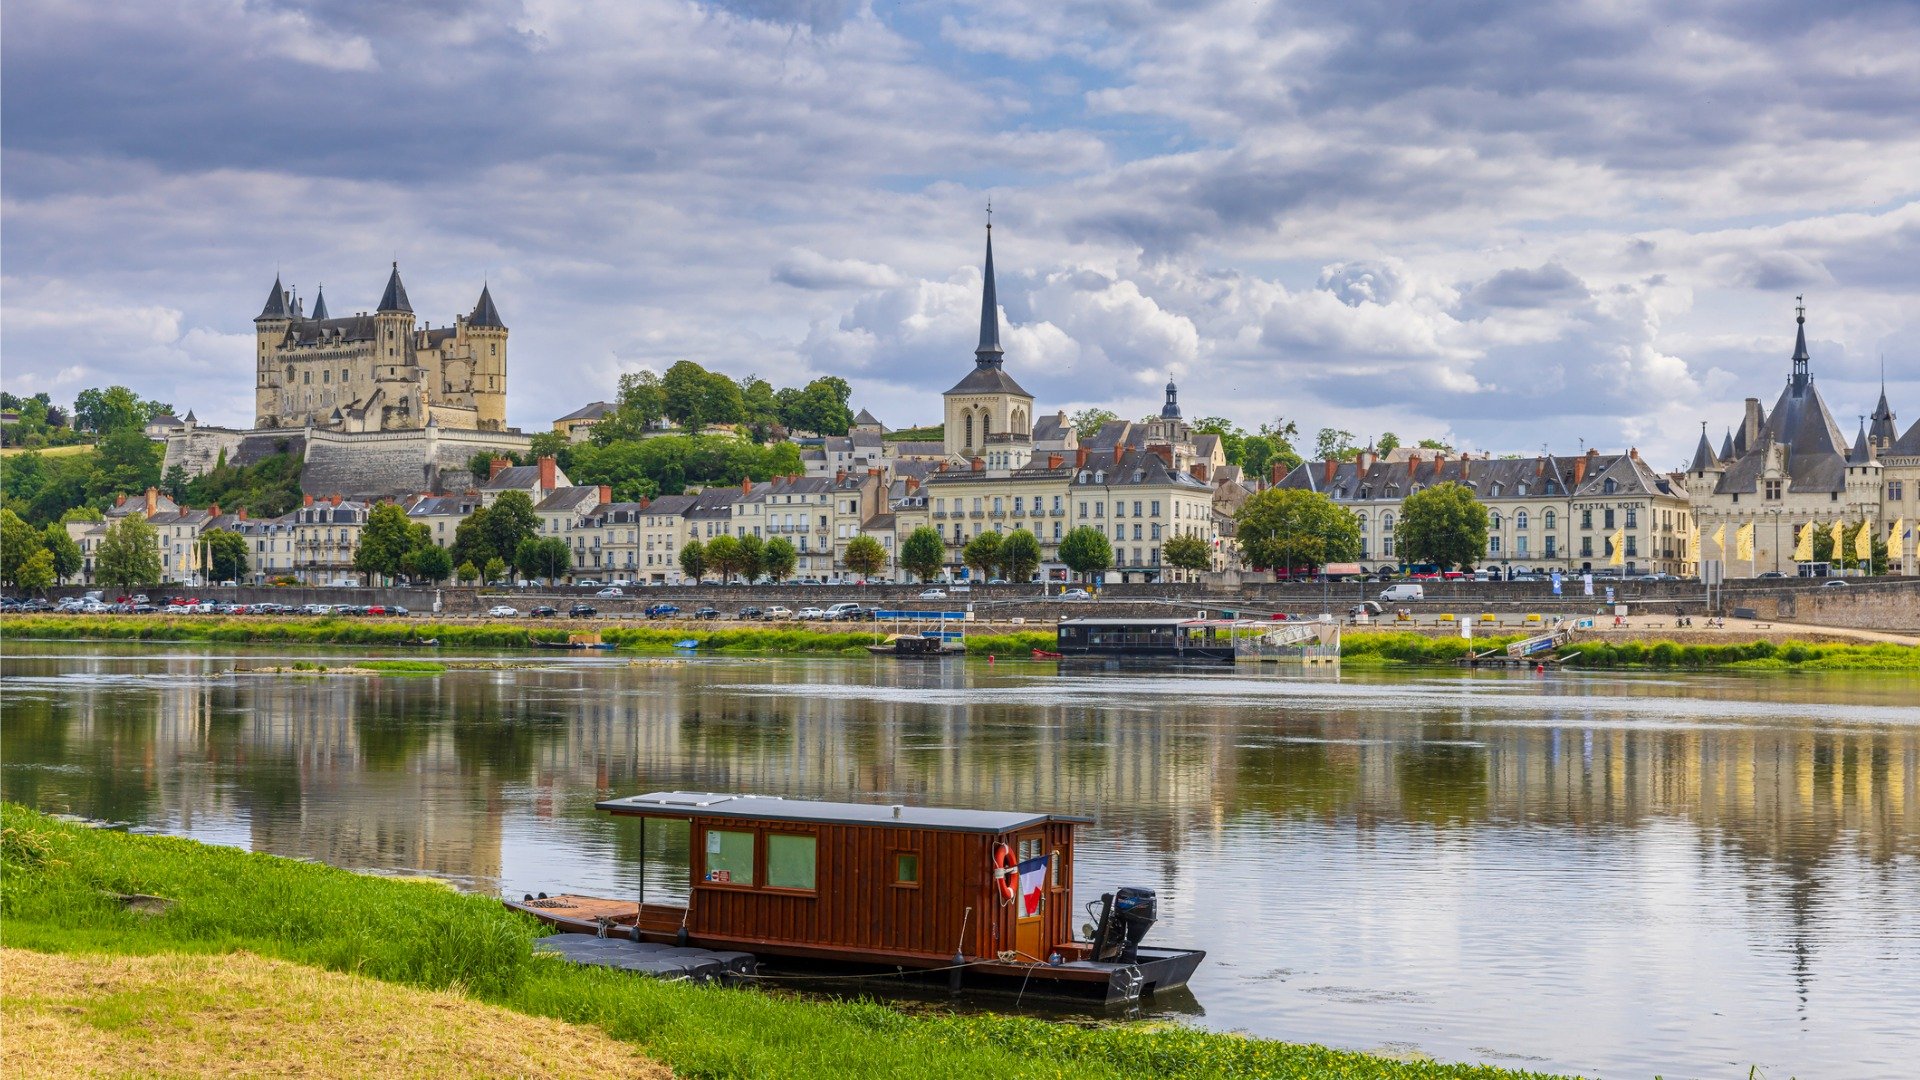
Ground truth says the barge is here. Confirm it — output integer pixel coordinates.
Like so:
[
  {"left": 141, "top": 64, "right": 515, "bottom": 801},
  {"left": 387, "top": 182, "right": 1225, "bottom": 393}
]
[{"left": 505, "top": 791, "right": 1203, "bottom": 1003}]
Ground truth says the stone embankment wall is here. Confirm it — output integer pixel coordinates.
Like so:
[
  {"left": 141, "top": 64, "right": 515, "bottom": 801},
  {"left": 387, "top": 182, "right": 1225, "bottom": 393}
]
[{"left": 300, "top": 427, "right": 531, "bottom": 499}]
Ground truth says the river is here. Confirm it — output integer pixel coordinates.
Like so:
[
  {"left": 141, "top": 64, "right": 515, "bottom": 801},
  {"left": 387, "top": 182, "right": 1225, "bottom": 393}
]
[{"left": 2, "top": 641, "right": 1916, "bottom": 1078}]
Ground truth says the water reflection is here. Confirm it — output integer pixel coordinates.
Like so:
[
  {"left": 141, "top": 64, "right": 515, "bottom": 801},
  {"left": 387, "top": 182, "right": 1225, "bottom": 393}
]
[{"left": 3, "top": 643, "right": 1917, "bottom": 1078}]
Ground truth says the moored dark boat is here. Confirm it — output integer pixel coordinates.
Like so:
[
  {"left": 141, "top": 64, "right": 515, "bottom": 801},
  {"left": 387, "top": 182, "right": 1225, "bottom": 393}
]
[{"left": 505, "top": 791, "right": 1203, "bottom": 1003}]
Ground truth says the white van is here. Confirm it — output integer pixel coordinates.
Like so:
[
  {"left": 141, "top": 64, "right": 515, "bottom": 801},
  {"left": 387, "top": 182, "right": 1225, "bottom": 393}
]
[{"left": 1378, "top": 583, "right": 1425, "bottom": 602}]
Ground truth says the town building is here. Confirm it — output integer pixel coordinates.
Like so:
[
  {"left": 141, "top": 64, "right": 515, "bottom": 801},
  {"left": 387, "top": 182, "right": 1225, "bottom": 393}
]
[{"left": 552, "top": 401, "right": 614, "bottom": 442}]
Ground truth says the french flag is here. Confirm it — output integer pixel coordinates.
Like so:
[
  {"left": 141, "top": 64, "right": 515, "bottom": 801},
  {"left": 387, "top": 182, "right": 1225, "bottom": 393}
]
[{"left": 1017, "top": 855, "right": 1048, "bottom": 916}]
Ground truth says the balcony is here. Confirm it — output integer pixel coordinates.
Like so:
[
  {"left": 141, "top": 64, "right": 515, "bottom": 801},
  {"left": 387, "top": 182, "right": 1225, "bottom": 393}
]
[
  {"left": 969, "top": 511, "right": 985, "bottom": 519},
  {"left": 989, "top": 510, "right": 1006, "bottom": 519},
  {"left": 932, "top": 510, "right": 948, "bottom": 519}
]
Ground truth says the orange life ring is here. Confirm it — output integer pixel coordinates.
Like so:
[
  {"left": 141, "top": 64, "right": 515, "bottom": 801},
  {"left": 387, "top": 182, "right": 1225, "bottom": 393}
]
[{"left": 991, "top": 843, "right": 1018, "bottom": 901}]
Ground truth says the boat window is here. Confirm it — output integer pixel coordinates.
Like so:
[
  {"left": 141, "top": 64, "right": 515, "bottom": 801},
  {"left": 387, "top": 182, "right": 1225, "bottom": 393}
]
[
  {"left": 704, "top": 829, "right": 755, "bottom": 886},
  {"left": 766, "top": 833, "right": 816, "bottom": 891},
  {"left": 894, "top": 851, "right": 920, "bottom": 888}
]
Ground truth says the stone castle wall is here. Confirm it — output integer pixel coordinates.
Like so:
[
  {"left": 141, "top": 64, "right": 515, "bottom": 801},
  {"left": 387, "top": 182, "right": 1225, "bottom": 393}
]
[{"left": 300, "top": 427, "right": 532, "bottom": 499}]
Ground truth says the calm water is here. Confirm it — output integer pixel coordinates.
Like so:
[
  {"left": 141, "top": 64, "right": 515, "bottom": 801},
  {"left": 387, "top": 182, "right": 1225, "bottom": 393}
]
[{"left": 3, "top": 641, "right": 1917, "bottom": 1079}]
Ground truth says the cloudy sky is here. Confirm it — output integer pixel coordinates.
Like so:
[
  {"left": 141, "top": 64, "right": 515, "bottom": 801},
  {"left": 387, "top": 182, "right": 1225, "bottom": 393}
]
[{"left": 5, "top": 0, "right": 1917, "bottom": 467}]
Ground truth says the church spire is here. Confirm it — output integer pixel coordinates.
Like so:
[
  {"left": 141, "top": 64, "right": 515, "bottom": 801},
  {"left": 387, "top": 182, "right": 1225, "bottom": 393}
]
[
  {"left": 1161, "top": 375, "right": 1182, "bottom": 419},
  {"left": 378, "top": 261, "right": 412, "bottom": 314},
  {"left": 1790, "top": 296, "right": 1810, "bottom": 391},
  {"left": 975, "top": 215, "right": 1003, "bottom": 368}
]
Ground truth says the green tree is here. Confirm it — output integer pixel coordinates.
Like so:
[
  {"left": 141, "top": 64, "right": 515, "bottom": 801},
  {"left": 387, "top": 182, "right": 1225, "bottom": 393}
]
[
  {"left": 1163, "top": 533, "right": 1213, "bottom": 576},
  {"left": 1416, "top": 437, "right": 1453, "bottom": 452},
  {"left": 354, "top": 504, "right": 418, "bottom": 583},
  {"left": 88, "top": 429, "right": 163, "bottom": 499},
  {"left": 456, "top": 560, "right": 480, "bottom": 584},
  {"left": 843, "top": 535, "right": 887, "bottom": 580},
  {"left": 778, "top": 377, "right": 854, "bottom": 437},
  {"left": 999, "top": 529, "right": 1041, "bottom": 583},
  {"left": 450, "top": 507, "right": 493, "bottom": 573},
  {"left": 2, "top": 508, "right": 44, "bottom": 586},
  {"left": 406, "top": 543, "right": 454, "bottom": 584},
  {"left": 483, "top": 491, "right": 540, "bottom": 570},
  {"left": 760, "top": 537, "right": 796, "bottom": 582},
  {"left": 962, "top": 530, "right": 1003, "bottom": 580},
  {"left": 1397, "top": 481, "right": 1488, "bottom": 571},
  {"left": 1, "top": 450, "right": 47, "bottom": 508},
  {"left": 1315, "top": 428, "right": 1358, "bottom": 462},
  {"left": 73, "top": 386, "right": 147, "bottom": 434},
  {"left": 662, "top": 360, "right": 745, "bottom": 433},
  {"left": 40, "top": 523, "right": 83, "bottom": 582},
  {"left": 899, "top": 527, "right": 946, "bottom": 583},
  {"left": 738, "top": 376, "right": 783, "bottom": 442},
  {"left": 515, "top": 536, "right": 574, "bottom": 582},
  {"left": 1234, "top": 488, "right": 1361, "bottom": 575},
  {"left": 15, "top": 547, "right": 56, "bottom": 590},
  {"left": 61, "top": 506, "right": 105, "bottom": 524},
  {"left": 736, "top": 533, "right": 766, "bottom": 583},
  {"left": 202, "top": 529, "right": 250, "bottom": 582},
  {"left": 1069, "top": 408, "right": 1119, "bottom": 439},
  {"left": 1057, "top": 526, "right": 1113, "bottom": 581},
  {"left": 1812, "top": 520, "right": 1887, "bottom": 574},
  {"left": 482, "top": 556, "right": 508, "bottom": 583},
  {"left": 1376, "top": 432, "right": 1402, "bottom": 455},
  {"left": 96, "top": 514, "right": 162, "bottom": 589},
  {"left": 704, "top": 534, "right": 745, "bottom": 582},
  {"left": 678, "top": 538, "right": 707, "bottom": 582}
]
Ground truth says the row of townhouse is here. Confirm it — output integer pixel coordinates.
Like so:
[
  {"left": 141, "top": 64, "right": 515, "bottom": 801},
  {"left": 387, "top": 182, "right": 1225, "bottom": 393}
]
[{"left": 67, "top": 487, "right": 373, "bottom": 586}]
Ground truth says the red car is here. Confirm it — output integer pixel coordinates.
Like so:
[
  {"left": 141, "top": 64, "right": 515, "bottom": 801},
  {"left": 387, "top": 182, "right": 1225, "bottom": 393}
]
[
  {"left": 1441, "top": 571, "right": 1468, "bottom": 581},
  {"left": 1408, "top": 571, "right": 1442, "bottom": 581}
]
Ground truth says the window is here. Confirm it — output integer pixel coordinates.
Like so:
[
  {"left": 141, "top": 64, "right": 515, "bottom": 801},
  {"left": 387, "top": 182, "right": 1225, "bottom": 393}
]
[
  {"left": 1581, "top": 537, "right": 1593, "bottom": 557},
  {"left": 894, "top": 852, "right": 920, "bottom": 888},
  {"left": 1151, "top": 501, "right": 1161, "bottom": 517},
  {"left": 1489, "top": 536, "right": 1501, "bottom": 553},
  {"left": 1052, "top": 521, "right": 1061, "bottom": 540},
  {"left": 703, "top": 829, "right": 754, "bottom": 886},
  {"left": 1764, "top": 480, "right": 1783, "bottom": 500},
  {"left": 1544, "top": 510, "right": 1556, "bottom": 530},
  {"left": 1581, "top": 509, "right": 1593, "bottom": 529},
  {"left": 1889, "top": 481, "right": 1905, "bottom": 501},
  {"left": 1625, "top": 535, "right": 1638, "bottom": 557},
  {"left": 1545, "top": 536, "right": 1557, "bottom": 556},
  {"left": 1133, "top": 501, "right": 1143, "bottom": 517},
  {"left": 766, "top": 834, "right": 816, "bottom": 891},
  {"left": 1517, "top": 536, "right": 1529, "bottom": 554},
  {"left": 1603, "top": 479, "right": 1617, "bottom": 494},
  {"left": 1490, "top": 511, "right": 1502, "bottom": 529},
  {"left": 1382, "top": 512, "right": 1395, "bottom": 532},
  {"left": 1516, "top": 510, "right": 1529, "bottom": 530}
]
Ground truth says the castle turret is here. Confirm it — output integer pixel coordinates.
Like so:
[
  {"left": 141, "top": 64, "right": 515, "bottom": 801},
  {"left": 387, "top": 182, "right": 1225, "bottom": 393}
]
[
  {"left": 466, "top": 284, "right": 508, "bottom": 430},
  {"left": 254, "top": 274, "right": 293, "bottom": 426},
  {"left": 372, "top": 263, "right": 419, "bottom": 426}
]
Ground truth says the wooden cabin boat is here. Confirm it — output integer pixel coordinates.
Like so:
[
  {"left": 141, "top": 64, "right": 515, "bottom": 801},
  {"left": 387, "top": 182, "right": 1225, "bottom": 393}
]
[
  {"left": 505, "top": 791, "right": 1203, "bottom": 1003},
  {"left": 1054, "top": 618, "right": 1239, "bottom": 661},
  {"left": 865, "top": 633, "right": 964, "bottom": 658}
]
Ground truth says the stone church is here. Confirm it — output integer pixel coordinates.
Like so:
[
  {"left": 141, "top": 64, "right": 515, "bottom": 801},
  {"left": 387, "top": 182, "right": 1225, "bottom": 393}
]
[{"left": 254, "top": 263, "right": 507, "bottom": 432}]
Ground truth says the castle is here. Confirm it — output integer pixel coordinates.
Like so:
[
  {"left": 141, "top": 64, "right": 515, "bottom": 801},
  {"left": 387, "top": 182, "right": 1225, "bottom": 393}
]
[{"left": 253, "top": 264, "right": 507, "bottom": 432}]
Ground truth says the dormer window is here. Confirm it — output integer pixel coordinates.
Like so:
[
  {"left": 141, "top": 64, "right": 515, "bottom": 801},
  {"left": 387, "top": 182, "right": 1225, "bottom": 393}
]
[
  {"left": 1489, "top": 483, "right": 1501, "bottom": 497},
  {"left": 1602, "top": 479, "right": 1617, "bottom": 494}
]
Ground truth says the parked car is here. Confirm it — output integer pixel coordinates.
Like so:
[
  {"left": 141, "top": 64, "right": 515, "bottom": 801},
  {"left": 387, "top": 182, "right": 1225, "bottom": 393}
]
[
  {"left": 388, "top": 606, "right": 410, "bottom": 617},
  {"left": 1378, "top": 583, "right": 1426, "bottom": 602},
  {"left": 918, "top": 588, "right": 948, "bottom": 599},
  {"left": 693, "top": 606, "right": 723, "bottom": 620},
  {"left": 569, "top": 603, "right": 598, "bottom": 617},
  {"left": 824, "top": 602, "right": 863, "bottom": 621},
  {"left": 1756, "top": 571, "right": 1788, "bottom": 579},
  {"left": 986, "top": 578, "right": 1007, "bottom": 585},
  {"left": 596, "top": 587, "right": 624, "bottom": 598},
  {"left": 487, "top": 604, "right": 519, "bottom": 617},
  {"left": 645, "top": 603, "right": 680, "bottom": 619},
  {"left": 576, "top": 579, "right": 601, "bottom": 588},
  {"left": 1059, "top": 588, "right": 1093, "bottom": 600},
  {"left": 796, "top": 606, "right": 827, "bottom": 620},
  {"left": 765, "top": 605, "right": 793, "bottom": 619},
  {"left": 609, "top": 579, "right": 633, "bottom": 588},
  {"left": 529, "top": 605, "right": 559, "bottom": 617},
  {"left": 737, "top": 606, "right": 764, "bottom": 620},
  {"left": 1821, "top": 578, "right": 1851, "bottom": 587}
]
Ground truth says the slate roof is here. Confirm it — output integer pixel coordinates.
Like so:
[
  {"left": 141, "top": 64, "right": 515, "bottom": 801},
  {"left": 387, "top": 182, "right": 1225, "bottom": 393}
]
[
  {"left": 1030, "top": 412, "right": 1071, "bottom": 445},
  {"left": 1891, "top": 416, "right": 1920, "bottom": 457},
  {"left": 289, "top": 315, "right": 379, "bottom": 345},
  {"left": 853, "top": 408, "right": 884, "bottom": 429},
  {"left": 1278, "top": 454, "right": 1578, "bottom": 500},
  {"left": 377, "top": 263, "right": 412, "bottom": 313},
  {"left": 1070, "top": 448, "right": 1210, "bottom": 492},
  {"left": 469, "top": 285, "right": 504, "bottom": 328},
  {"left": 534, "top": 486, "right": 603, "bottom": 514},
  {"left": 889, "top": 440, "right": 946, "bottom": 457},
  {"left": 556, "top": 401, "right": 614, "bottom": 423},
  {"left": 642, "top": 494, "right": 698, "bottom": 517},
  {"left": 258, "top": 276, "right": 290, "bottom": 319},
  {"left": 483, "top": 465, "right": 544, "bottom": 491},
  {"left": 944, "top": 365, "right": 1032, "bottom": 397},
  {"left": 687, "top": 487, "right": 742, "bottom": 518},
  {"left": 310, "top": 285, "right": 330, "bottom": 321},
  {"left": 1870, "top": 385, "right": 1898, "bottom": 445},
  {"left": 1688, "top": 428, "right": 1718, "bottom": 473}
]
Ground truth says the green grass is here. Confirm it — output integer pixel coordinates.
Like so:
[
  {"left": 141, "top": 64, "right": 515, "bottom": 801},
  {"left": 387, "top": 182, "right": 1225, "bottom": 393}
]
[
  {"left": 1, "top": 805, "right": 1572, "bottom": 1080},
  {"left": 1339, "top": 631, "right": 1919, "bottom": 670}
]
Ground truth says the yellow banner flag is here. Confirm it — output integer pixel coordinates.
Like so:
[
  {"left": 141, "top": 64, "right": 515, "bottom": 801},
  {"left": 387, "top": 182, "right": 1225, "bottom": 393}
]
[
  {"left": 1712, "top": 523, "right": 1727, "bottom": 555},
  {"left": 1829, "top": 519, "right": 1845, "bottom": 556},
  {"left": 1609, "top": 528, "right": 1625, "bottom": 566},
  {"left": 1856, "top": 520, "right": 1873, "bottom": 562},
  {"left": 1736, "top": 522, "right": 1754, "bottom": 561},
  {"left": 1892, "top": 519, "right": 1907, "bottom": 562},
  {"left": 1687, "top": 524, "right": 1700, "bottom": 560},
  {"left": 1793, "top": 522, "right": 1815, "bottom": 562}
]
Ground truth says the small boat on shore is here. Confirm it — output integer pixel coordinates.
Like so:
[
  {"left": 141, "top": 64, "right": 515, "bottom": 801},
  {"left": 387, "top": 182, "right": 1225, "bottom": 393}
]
[
  {"left": 865, "top": 633, "right": 963, "bottom": 658},
  {"left": 505, "top": 791, "right": 1203, "bottom": 1004},
  {"left": 1031, "top": 648, "right": 1063, "bottom": 660},
  {"left": 535, "top": 631, "right": 618, "bottom": 651}
]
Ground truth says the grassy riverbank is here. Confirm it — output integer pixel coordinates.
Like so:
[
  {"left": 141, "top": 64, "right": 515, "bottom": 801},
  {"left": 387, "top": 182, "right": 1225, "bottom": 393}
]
[
  {"left": 1342, "top": 630, "right": 1919, "bottom": 670},
  {"left": 1, "top": 805, "right": 1571, "bottom": 1080}
]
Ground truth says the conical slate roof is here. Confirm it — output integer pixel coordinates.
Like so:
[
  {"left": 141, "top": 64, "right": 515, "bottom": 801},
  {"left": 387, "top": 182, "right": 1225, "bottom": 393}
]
[
  {"left": 469, "top": 284, "right": 503, "bottom": 328},
  {"left": 976, "top": 225, "right": 1003, "bottom": 364},
  {"left": 377, "top": 262, "right": 412, "bottom": 313},
  {"left": 1870, "top": 382, "right": 1898, "bottom": 445},
  {"left": 1718, "top": 428, "right": 1734, "bottom": 461},
  {"left": 1688, "top": 426, "right": 1718, "bottom": 472},
  {"left": 310, "top": 284, "right": 330, "bottom": 321},
  {"left": 1851, "top": 421, "right": 1872, "bottom": 463},
  {"left": 258, "top": 275, "right": 290, "bottom": 319}
]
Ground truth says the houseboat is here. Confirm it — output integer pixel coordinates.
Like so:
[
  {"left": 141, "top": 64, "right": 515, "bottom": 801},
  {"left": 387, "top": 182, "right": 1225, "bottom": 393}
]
[
  {"left": 504, "top": 791, "right": 1203, "bottom": 1003},
  {"left": 1054, "top": 617, "right": 1240, "bottom": 662}
]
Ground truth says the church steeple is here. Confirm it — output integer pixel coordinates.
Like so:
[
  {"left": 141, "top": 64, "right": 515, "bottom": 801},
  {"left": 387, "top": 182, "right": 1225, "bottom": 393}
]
[
  {"left": 975, "top": 219, "right": 1003, "bottom": 368},
  {"left": 1790, "top": 296, "right": 1810, "bottom": 391},
  {"left": 1161, "top": 376, "right": 1182, "bottom": 419},
  {"left": 378, "top": 262, "right": 412, "bottom": 314}
]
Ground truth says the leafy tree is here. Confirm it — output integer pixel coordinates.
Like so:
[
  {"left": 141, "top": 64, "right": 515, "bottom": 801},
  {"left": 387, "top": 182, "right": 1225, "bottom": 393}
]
[
  {"left": 678, "top": 538, "right": 707, "bottom": 582},
  {"left": 778, "top": 377, "right": 854, "bottom": 437},
  {"left": 761, "top": 537, "right": 797, "bottom": 582},
  {"left": 1812, "top": 520, "right": 1887, "bottom": 574},
  {"left": 450, "top": 507, "right": 494, "bottom": 574},
  {"left": 704, "top": 534, "right": 744, "bottom": 582},
  {"left": 1058, "top": 526, "right": 1113, "bottom": 581},
  {"left": 1397, "top": 482, "right": 1488, "bottom": 571},
  {"left": 1416, "top": 437, "right": 1453, "bottom": 451},
  {"left": 1314, "top": 428, "right": 1358, "bottom": 462},
  {"left": 15, "top": 547, "right": 56, "bottom": 590},
  {"left": 515, "top": 536, "right": 574, "bottom": 582},
  {"left": 662, "top": 360, "right": 745, "bottom": 433},
  {"left": 354, "top": 504, "right": 419, "bottom": 582},
  {"left": 738, "top": 376, "right": 783, "bottom": 442},
  {"left": 2, "top": 509, "right": 43, "bottom": 586},
  {"left": 1163, "top": 533, "right": 1213, "bottom": 575},
  {"left": 1234, "top": 488, "right": 1361, "bottom": 575},
  {"left": 736, "top": 533, "right": 766, "bottom": 582},
  {"left": 1069, "top": 408, "right": 1119, "bottom": 439},
  {"left": 1, "top": 450, "right": 47, "bottom": 507},
  {"left": 61, "top": 506, "right": 104, "bottom": 523},
  {"left": 41, "top": 523, "right": 83, "bottom": 582},
  {"left": 96, "top": 514, "right": 162, "bottom": 589},
  {"left": 962, "top": 530, "right": 1003, "bottom": 580},
  {"left": 73, "top": 386, "right": 147, "bottom": 434},
  {"left": 1376, "top": 432, "right": 1402, "bottom": 455},
  {"left": 180, "top": 450, "right": 304, "bottom": 519},
  {"left": 456, "top": 560, "right": 480, "bottom": 584},
  {"left": 203, "top": 529, "right": 250, "bottom": 582},
  {"left": 406, "top": 543, "right": 454, "bottom": 584},
  {"left": 999, "top": 529, "right": 1041, "bottom": 583},
  {"left": 89, "top": 429, "right": 163, "bottom": 498},
  {"left": 899, "top": 527, "right": 946, "bottom": 583},
  {"left": 568, "top": 434, "right": 801, "bottom": 504},
  {"left": 843, "top": 535, "right": 887, "bottom": 580},
  {"left": 482, "top": 556, "right": 508, "bottom": 583},
  {"left": 484, "top": 491, "right": 540, "bottom": 570}
]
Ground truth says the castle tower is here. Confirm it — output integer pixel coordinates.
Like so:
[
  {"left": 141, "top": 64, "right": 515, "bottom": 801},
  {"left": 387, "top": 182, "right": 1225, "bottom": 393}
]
[
  {"left": 942, "top": 220, "right": 1033, "bottom": 464},
  {"left": 465, "top": 284, "right": 508, "bottom": 431},
  {"left": 372, "top": 262, "right": 418, "bottom": 427},
  {"left": 254, "top": 274, "right": 293, "bottom": 426}
]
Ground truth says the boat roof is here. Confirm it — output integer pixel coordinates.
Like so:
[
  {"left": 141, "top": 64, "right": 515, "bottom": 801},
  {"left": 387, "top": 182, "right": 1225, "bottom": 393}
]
[{"left": 598, "top": 791, "right": 1093, "bottom": 833}]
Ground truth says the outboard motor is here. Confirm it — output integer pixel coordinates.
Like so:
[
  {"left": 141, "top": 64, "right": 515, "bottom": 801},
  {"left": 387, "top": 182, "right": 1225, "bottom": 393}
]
[{"left": 1087, "top": 887, "right": 1157, "bottom": 963}]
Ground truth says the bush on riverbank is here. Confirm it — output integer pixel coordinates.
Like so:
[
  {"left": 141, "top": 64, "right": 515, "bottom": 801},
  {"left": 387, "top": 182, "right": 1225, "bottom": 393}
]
[
  {"left": 1340, "top": 632, "right": 1526, "bottom": 664},
  {"left": 1560, "top": 638, "right": 1920, "bottom": 670},
  {"left": 0, "top": 805, "right": 1571, "bottom": 1080}
]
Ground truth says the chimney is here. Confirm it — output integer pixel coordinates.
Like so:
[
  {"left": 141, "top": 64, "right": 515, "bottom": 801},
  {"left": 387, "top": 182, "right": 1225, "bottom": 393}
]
[
  {"left": 1076, "top": 447, "right": 1090, "bottom": 469},
  {"left": 598, "top": 484, "right": 612, "bottom": 505},
  {"left": 115, "top": 494, "right": 128, "bottom": 507},
  {"left": 237, "top": 508, "right": 247, "bottom": 521},
  {"left": 835, "top": 468, "right": 846, "bottom": 484},
  {"left": 1151, "top": 444, "right": 1173, "bottom": 467},
  {"left": 210, "top": 504, "right": 220, "bottom": 519},
  {"left": 1113, "top": 445, "right": 1125, "bottom": 466},
  {"left": 1629, "top": 446, "right": 1640, "bottom": 461},
  {"left": 1191, "top": 462, "right": 1208, "bottom": 482},
  {"left": 936, "top": 461, "right": 947, "bottom": 472},
  {"left": 1270, "top": 460, "right": 1285, "bottom": 486},
  {"left": 1742, "top": 398, "right": 1763, "bottom": 446},
  {"left": 303, "top": 494, "right": 314, "bottom": 507},
  {"left": 1049, "top": 454, "right": 1064, "bottom": 470},
  {"left": 1407, "top": 452, "right": 1421, "bottom": 472},
  {"left": 867, "top": 467, "right": 882, "bottom": 478},
  {"left": 538, "top": 456, "right": 557, "bottom": 491},
  {"left": 638, "top": 496, "right": 650, "bottom": 510},
  {"left": 1432, "top": 452, "right": 1446, "bottom": 475},
  {"left": 145, "top": 487, "right": 158, "bottom": 517},
  {"left": 489, "top": 457, "right": 510, "bottom": 481},
  {"left": 971, "top": 457, "right": 984, "bottom": 472},
  {"left": 331, "top": 493, "right": 342, "bottom": 506},
  {"left": 1573, "top": 456, "right": 1588, "bottom": 486},
  {"left": 1322, "top": 458, "right": 1337, "bottom": 485},
  {"left": 1357, "top": 448, "right": 1374, "bottom": 471},
  {"left": 1535, "top": 457, "right": 1545, "bottom": 477},
  {"left": 741, "top": 477, "right": 752, "bottom": 493},
  {"left": 905, "top": 476, "right": 920, "bottom": 493}
]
